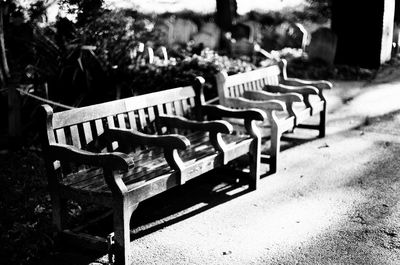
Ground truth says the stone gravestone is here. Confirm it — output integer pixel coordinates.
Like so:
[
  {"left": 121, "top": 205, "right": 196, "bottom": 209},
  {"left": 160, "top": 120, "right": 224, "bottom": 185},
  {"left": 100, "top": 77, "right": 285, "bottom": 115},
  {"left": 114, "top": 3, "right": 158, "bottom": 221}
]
[
  {"left": 192, "top": 22, "right": 221, "bottom": 50},
  {"left": 274, "top": 22, "right": 307, "bottom": 50},
  {"left": 154, "top": 20, "right": 171, "bottom": 46},
  {"left": 332, "top": 0, "right": 395, "bottom": 68},
  {"left": 308, "top": 27, "right": 338, "bottom": 65},
  {"left": 168, "top": 18, "right": 198, "bottom": 45},
  {"left": 242, "top": 20, "right": 262, "bottom": 43}
]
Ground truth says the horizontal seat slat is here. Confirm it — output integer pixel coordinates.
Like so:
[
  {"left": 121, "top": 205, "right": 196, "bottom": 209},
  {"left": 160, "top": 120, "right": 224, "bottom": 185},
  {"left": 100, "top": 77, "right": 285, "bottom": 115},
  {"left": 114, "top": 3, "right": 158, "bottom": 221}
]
[{"left": 62, "top": 167, "right": 103, "bottom": 186}]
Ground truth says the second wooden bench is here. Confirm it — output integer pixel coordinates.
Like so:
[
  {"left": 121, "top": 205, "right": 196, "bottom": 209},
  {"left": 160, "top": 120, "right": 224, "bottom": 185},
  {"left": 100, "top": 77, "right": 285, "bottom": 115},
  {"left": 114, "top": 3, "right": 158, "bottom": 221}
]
[{"left": 216, "top": 59, "right": 332, "bottom": 173}]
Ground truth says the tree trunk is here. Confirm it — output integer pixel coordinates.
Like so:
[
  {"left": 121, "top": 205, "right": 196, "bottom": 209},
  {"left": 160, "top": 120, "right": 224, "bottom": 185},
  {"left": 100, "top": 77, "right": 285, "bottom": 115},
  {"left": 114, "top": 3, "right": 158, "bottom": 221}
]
[
  {"left": 0, "top": 4, "right": 9, "bottom": 80},
  {"left": 331, "top": 0, "right": 395, "bottom": 68},
  {"left": 215, "top": 0, "right": 237, "bottom": 31}
]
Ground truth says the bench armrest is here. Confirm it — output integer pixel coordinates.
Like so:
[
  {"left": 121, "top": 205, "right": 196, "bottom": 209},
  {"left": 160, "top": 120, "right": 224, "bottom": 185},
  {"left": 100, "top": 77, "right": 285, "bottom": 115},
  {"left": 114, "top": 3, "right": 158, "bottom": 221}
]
[
  {"left": 49, "top": 143, "right": 134, "bottom": 171},
  {"left": 280, "top": 78, "right": 332, "bottom": 92},
  {"left": 105, "top": 128, "right": 190, "bottom": 177},
  {"left": 202, "top": 104, "right": 269, "bottom": 138},
  {"left": 157, "top": 115, "right": 233, "bottom": 152},
  {"left": 264, "top": 84, "right": 319, "bottom": 96},
  {"left": 278, "top": 58, "right": 332, "bottom": 92},
  {"left": 243, "top": 90, "right": 303, "bottom": 118},
  {"left": 105, "top": 128, "right": 190, "bottom": 151},
  {"left": 202, "top": 104, "right": 267, "bottom": 121},
  {"left": 243, "top": 90, "right": 303, "bottom": 103},
  {"left": 157, "top": 115, "right": 233, "bottom": 134},
  {"left": 264, "top": 84, "right": 322, "bottom": 109}
]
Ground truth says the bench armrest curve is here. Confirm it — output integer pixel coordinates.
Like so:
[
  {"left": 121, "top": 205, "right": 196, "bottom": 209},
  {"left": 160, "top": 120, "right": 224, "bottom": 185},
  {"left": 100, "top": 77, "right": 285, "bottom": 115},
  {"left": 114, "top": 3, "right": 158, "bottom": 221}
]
[
  {"left": 244, "top": 90, "right": 303, "bottom": 103},
  {"left": 105, "top": 128, "right": 190, "bottom": 150},
  {"left": 202, "top": 104, "right": 267, "bottom": 121},
  {"left": 48, "top": 143, "right": 133, "bottom": 171},
  {"left": 264, "top": 84, "right": 319, "bottom": 96},
  {"left": 157, "top": 115, "right": 232, "bottom": 134},
  {"left": 280, "top": 78, "right": 332, "bottom": 91}
]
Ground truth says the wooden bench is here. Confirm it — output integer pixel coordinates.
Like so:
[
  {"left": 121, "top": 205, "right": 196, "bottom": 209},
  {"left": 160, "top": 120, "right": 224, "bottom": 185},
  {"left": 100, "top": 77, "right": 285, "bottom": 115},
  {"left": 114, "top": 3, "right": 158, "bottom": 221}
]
[
  {"left": 216, "top": 59, "right": 332, "bottom": 173},
  {"left": 39, "top": 77, "right": 265, "bottom": 265}
]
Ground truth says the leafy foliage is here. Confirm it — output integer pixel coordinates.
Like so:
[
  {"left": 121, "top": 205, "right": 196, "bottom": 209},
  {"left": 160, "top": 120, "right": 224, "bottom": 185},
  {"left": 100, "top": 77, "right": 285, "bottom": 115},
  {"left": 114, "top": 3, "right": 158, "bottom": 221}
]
[
  {"left": 0, "top": 150, "right": 52, "bottom": 265},
  {"left": 305, "top": 0, "right": 332, "bottom": 22},
  {"left": 125, "top": 50, "right": 256, "bottom": 100}
]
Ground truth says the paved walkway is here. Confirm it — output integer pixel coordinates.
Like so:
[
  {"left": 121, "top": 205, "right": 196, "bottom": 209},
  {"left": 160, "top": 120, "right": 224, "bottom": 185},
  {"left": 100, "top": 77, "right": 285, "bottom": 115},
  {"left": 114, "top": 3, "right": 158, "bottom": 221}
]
[{"left": 47, "top": 67, "right": 400, "bottom": 265}]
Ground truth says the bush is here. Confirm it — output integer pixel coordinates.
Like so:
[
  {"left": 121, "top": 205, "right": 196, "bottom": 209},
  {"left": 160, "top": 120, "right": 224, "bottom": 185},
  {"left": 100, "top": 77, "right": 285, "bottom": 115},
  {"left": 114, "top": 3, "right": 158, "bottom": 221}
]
[{"left": 123, "top": 50, "right": 257, "bottom": 100}]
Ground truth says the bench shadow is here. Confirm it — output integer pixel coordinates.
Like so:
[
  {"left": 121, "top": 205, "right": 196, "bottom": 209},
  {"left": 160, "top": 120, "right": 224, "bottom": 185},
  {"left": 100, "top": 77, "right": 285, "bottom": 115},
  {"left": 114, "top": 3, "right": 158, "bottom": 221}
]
[
  {"left": 280, "top": 134, "right": 319, "bottom": 152},
  {"left": 129, "top": 168, "right": 251, "bottom": 239}
]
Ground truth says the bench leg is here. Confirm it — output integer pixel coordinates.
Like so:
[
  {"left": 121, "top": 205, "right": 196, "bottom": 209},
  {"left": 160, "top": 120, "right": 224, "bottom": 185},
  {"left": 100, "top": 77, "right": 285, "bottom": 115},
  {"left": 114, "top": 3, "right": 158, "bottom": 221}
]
[
  {"left": 318, "top": 105, "right": 327, "bottom": 138},
  {"left": 113, "top": 201, "right": 138, "bottom": 265},
  {"left": 248, "top": 137, "right": 261, "bottom": 190},
  {"left": 50, "top": 191, "right": 67, "bottom": 232},
  {"left": 269, "top": 123, "right": 281, "bottom": 174}
]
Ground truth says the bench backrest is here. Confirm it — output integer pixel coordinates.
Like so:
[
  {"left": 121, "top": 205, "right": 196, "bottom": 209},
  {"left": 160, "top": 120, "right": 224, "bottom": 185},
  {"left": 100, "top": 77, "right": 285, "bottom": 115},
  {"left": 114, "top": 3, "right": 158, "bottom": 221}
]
[
  {"left": 216, "top": 64, "right": 281, "bottom": 108},
  {"left": 42, "top": 80, "right": 204, "bottom": 152}
]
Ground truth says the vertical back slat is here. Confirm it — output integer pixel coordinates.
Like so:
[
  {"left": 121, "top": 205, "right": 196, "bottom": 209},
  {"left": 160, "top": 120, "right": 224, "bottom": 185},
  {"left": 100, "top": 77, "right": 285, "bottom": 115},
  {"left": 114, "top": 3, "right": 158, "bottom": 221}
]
[
  {"left": 252, "top": 80, "right": 258, "bottom": 91},
  {"left": 107, "top": 116, "right": 115, "bottom": 129},
  {"left": 164, "top": 102, "right": 175, "bottom": 133},
  {"left": 127, "top": 111, "right": 137, "bottom": 130},
  {"left": 238, "top": 83, "right": 245, "bottom": 96},
  {"left": 82, "top": 122, "right": 93, "bottom": 146},
  {"left": 70, "top": 125, "right": 81, "bottom": 148},
  {"left": 156, "top": 104, "right": 165, "bottom": 134},
  {"left": 173, "top": 100, "right": 183, "bottom": 116},
  {"left": 147, "top": 107, "right": 156, "bottom": 123},
  {"left": 229, "top": 86, "right": 235, "bottom": 97},
  {"left": 234, "top": 85, "right": 240, "bottom": 97},
  {"left": 256, "top": 79, "right": 263, "bottom": 90},
  {"left": 157, "top": 104, "right": 164, "bottom": 115},
  {"left": 230, "top": 86, "right": 236, "bottom": 97},
  {"left": 137, "top": 109, "right": 147, "bottom": 132},
  {"left": 243, "top": 82, "right": 250, "bottom": 92},
  {"left": 165, "top": 102, "right": 174, "bottom": 115},
  {"left": 146, "top": 107, "right": 156, "bottom": 133},
  {"left": 56, "top": 128, "right": 67, "bottom": 144},
  {"left": 117, "top": 114, "right": 126, "bottom": 129},
  {"left": 188, "top": 97, "right": 195, "bottom": 108},
  {"left": 181, "top": 99, "right": 189, "bottom": 116},
  {"left": 106, "top": 116, "right": 118, "bottom": 150},
  {"left": 248, "top": 81, "right": 253, "bottom": 91},
  {"left": 261, "top": 77, "right": 267, "bottom": 86},
  {"left": 94, "top": 119, "right": 104, "bottom": 136}
]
